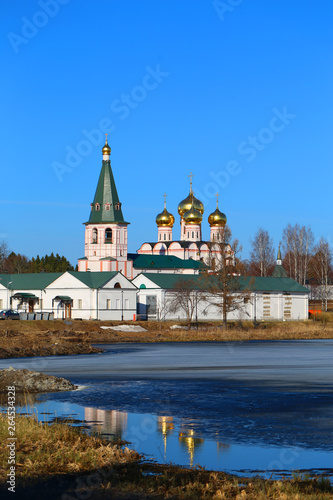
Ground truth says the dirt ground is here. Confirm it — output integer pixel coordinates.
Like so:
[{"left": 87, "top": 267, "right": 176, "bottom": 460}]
[{"left": 0, "top": 318, "right": 333, "bottom": 359}]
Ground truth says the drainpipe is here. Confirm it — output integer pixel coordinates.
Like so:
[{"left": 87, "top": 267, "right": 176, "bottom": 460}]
[{"left": 96, "top": 288, "right": 99, "bottom": 320}]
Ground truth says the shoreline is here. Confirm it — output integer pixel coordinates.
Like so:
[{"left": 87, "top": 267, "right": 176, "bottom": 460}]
[
  {"left": 0, "top": 414, "right": 332, "bottom": 499},
  {"left": 0, "top": 318, "right": 333, "bottom": 359}
]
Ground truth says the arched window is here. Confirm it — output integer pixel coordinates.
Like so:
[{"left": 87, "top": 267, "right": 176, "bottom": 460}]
[
  {"left": 95, "top": 203, "right": 100, "bottom": 211},
  {"left": 114, "top": 282, "right": 121, "bottom": 289},
  {"left": 105, "top": 228, "right": 112, "bottom": 243},
  {"left": 92, "top": 228, "right": 98, "bottom": 243},
  {"left": 105, "top": 203, "right": 110, "bottom": 211},
  {"left": 115, "top": 202, "right": 121, "bottom": 211}
]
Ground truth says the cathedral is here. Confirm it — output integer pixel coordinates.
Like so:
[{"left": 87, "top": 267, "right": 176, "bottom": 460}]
[
  {"left": 78, "top": 137, "right": 230, "bottom": 276},
  {"left": 137, "top": 180, "right": 230, "bottom": 266}
]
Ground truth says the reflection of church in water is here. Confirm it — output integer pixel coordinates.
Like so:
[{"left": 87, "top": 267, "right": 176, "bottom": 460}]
[
  {"left": 84, "top": 407, "right": 127, "bottom": 439},
  {"left": 84, "top": 407, "right": 230, "bottom": 469}
]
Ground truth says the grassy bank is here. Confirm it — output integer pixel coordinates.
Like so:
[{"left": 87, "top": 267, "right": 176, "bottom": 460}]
[
  {"left": 0, "top": 318, "right": 333, "bottom": 358},
  {"left": 0, "top": 414, "right": 332, "bottom": 499}
]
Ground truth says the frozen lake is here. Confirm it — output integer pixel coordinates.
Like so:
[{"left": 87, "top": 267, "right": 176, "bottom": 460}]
[{"left": 1, "top": 340, "right": 333, "bottom": 479}]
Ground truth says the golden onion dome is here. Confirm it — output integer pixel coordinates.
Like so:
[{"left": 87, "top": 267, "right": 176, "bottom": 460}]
[
  {"left": 183, "top": 204, "right": 203, "bottom": 224},
  {"left": 208, "top": 195, "right": 227, "bottom": 226},
  {"left": 178, "top": 192, "right": 204, "bottom": 217},
  {"left": 208, "top": 208, "right": 227, "bottom": 227},
  {"left": 156, "top": 207, "right": 175, "bottom": 227},
  {"left": 102, "top": 136, "right": 111, "bottom": 155}
]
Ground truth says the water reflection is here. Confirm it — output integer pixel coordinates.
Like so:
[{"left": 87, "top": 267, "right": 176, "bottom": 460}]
[
  {"left": 84, "top": 407, "right": 127, "bottom": 440},
  {"left": 82, "top": 408, "right": 230, "bottom": 469},
  {"left": 179, "top": 428, "right": 204, "bottom": 467},
  {"left": 157, "top": 416, "right": 174, "bottom": 461}
]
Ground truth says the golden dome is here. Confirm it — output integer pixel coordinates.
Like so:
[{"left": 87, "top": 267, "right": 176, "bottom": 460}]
[
  {"left": 178, "top": 193, "right": 204, "bottom": 217},
  {"left": 102, "top": 136, "right": 111, "bottom": 155},
  {"left": 183, "top": 204, "right": 203, "bottom": 224},
  {"left": 178, "top": 173, "right": 204, "bottom": 217},
  {"left": 208, "top": 195, "right": 227, "bottom": 226},
  {"left": 156, "top": 195, "right": 174, "bottom": 227},
  {"left": 156, "top": 207, "right": 175, "bottom": 227}
]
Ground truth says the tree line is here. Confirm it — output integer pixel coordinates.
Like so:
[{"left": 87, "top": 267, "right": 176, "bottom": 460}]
[
  {"left": 244, "top": 224, "right": 332, "bottom": 310},
  {"left": 0, "top": 241, "right": 75, "bottom": 274}
]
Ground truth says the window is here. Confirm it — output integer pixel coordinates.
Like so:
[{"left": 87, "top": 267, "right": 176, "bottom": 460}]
[
  {"left": 106, "top": 299, "right": 111, "bottom": 310},
  {"left": 95, "top": 203, "right": 100, "bottom": 211},
  {"left": 114, "top": 282, "right": 121, "bottom": 289},
  {"left": 115, "top": 202, "right": 121, "bottom": 211},
  {"left": 105, "top": 203, "right": 110, "bottom": 211},
  {"left": 105, "top": 228, "right": 112, "bottom": 243},
  {"left": 116, "top": 299, "right": 120, "bottom": 309},
  {"left": 39, "top": 299, "right": 43, "bottom": 310},
  {"left": 92, "top": 228, "right": 98, "bottom": 243},
  {"left": 90, "top": 203, "right": 93, "bottom": 211},
  {"left": 0, "top": 299, "right": 2, "bottom": 309},
  {"left": 192, "top": 231, "right": 194, "bottom": 238},
  {"left": 124, "top": 299, "right": 129, "bottom": 309},
  {"left": 169, "top": 234, "right": 171, "bottom": 240},
  {"left": 197, "top": 232, "right": 199, "bottom": 238},
  {"left": 78, "top": 299, "right": 82, "bottom": 310},
  {"left": 164, "top": 234, "right": 166, "bottom": 240}
]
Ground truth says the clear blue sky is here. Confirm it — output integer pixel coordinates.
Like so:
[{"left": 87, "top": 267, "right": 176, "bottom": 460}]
[{"left": 1, "top": 0, "right": 332, "bottom": 265}]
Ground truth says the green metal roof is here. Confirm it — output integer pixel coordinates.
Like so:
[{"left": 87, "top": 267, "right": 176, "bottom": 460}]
[
  {"left": 0, "top": 273, "right": 62, "bottom": 290},
  {"left": 139, "top": 273, "right": 310, "bottom": 293},
  {"left": 0, "top": 271, "right": 125, "bottom": 291},
  {"left": 13, "top": 292, "right": 38, "bottom": 299},
  {"left": 54, "top": 295, "right": 73, "bottom": 301},
  {"left": 86, "top": 160, "right": 129, "bottom": 225},
  {"left": 132, "top": 255, "right": 205, "bottom": 270},
  {"left": 271, "top": 265, "right": 288, "bottom": 278},
  {"left": 68, "top": 271, "right": 119, "bottom": 288}
]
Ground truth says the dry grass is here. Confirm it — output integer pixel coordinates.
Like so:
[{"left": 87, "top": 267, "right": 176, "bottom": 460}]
[
  {"left": 0, "top": 414, "right": 332, "bottom": 498},
  {"left": 1, "top": 318, "right": 333, "bottom": 359}
]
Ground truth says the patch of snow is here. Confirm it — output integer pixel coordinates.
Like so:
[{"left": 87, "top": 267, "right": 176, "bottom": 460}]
[
  {"left": 170, "top": 325, "right": 188, "bottom": 330},
  {"left": 100, "top": 325, "right": 147, "bottom": 332}
]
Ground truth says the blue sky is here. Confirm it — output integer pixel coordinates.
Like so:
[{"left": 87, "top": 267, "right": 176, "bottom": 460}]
[{"left": 1, "top": 0, "right": 332, "bottom": 265}]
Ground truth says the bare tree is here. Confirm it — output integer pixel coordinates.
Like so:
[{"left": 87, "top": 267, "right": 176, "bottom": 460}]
[
  {"left": 309, "top": 238, "right": 332, "bottom": 311},
  {"left": 249, "top": 228, "right": 275, "bottom": 276},
  {"left": 0, "top": 240, "right": 9, "bottom": 272},
  {"left": 204, "top": 227, "right": 252, "bottom": 329},
  {"left": 167, "top": 278, "right": 207, "bottom": 329},
  {"left": 282, "top": 223, "right": 314, "bottom": 285}
]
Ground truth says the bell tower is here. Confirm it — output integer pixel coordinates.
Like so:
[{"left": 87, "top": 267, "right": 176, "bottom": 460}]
[{"left": 78, "top": 137, "right": 133, "bottom": 278}]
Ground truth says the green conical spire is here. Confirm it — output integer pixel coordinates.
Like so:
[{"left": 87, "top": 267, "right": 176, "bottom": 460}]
[{"left": 86, "top": 144, "right": 128, "bottom": 225}]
